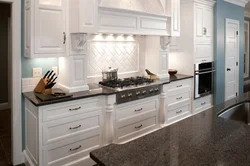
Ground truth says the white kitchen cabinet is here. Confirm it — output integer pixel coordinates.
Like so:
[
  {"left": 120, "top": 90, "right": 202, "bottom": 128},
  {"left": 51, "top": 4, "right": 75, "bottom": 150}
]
[
  {"left": 163, "top": 79, "right": 192, "bottom": 125},
  {"left": 194, "top": 95, "right": 213, "bottom": 114},
  {"left": 69, "top": 0, "right": 99, "bottom": 33},
  {"left": 24, "top": 0, "right": 66, "bottom": 58},
  {"left": 166, "top": 0, "right": 181, "bottom": 36},
  {"left": 24, "top": 97, "right": 104, "bottom": 166},
  {"left": 176, "top": 0, "right": 215, "bottom": 75},
  {"left": 114, "top": 97, "right": 159, "bottom": 143}
]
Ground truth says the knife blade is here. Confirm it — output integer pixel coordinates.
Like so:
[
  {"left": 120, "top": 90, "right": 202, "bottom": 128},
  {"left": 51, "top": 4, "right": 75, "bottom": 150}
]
[{"left": 43, "top": 70, "right": 50, "bottom": 79}]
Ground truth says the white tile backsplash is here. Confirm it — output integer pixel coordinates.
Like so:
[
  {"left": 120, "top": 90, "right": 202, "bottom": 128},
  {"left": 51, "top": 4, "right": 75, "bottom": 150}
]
[{"left": 88, "top": 41, "right": 139, "bottom": 77}]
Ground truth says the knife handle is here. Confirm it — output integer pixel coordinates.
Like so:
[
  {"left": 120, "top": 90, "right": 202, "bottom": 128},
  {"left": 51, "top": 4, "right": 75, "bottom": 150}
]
[
  {"left": 47, "top": 71, "right": 54, "bottom": 79},
  {"left": 43, "top": 70, "right": 50, "bottom": 79}
]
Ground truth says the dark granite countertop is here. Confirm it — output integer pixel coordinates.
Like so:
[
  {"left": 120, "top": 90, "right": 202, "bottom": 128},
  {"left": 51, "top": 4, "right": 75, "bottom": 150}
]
[
  {"left": 23, "top": 74, "right": 193, "bottom": 106},
  {"left": 23, "top": 84, "right": 118, "bottom": 106},
  {"left": 90, "top": 93, "right": 250, "bottom": 166},
  {"left": 169, "top": 74, "right": 193, "bottom": 82}
]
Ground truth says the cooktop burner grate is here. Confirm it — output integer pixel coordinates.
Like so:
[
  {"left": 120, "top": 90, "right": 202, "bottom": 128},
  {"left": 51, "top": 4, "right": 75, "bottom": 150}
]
[{"left": 99, "top": 76, "right": 154, "bottom": 89}]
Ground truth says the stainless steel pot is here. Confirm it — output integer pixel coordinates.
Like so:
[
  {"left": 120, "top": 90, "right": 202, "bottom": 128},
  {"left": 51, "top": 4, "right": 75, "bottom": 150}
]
[{"left": 102, "top": 67, "right": 118, "bottom": 82}]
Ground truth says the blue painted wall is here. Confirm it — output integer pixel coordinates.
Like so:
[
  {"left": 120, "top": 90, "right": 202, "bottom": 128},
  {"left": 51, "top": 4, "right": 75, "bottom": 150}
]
[
  {"left": 21, "top": 0, "right": 58, "bottom": 149},
  {"left": 214, "top": 0, "right": 245, "bottom": 105},
  {"left": 244, "top": 17, "right": 250, "bottom": 81}
]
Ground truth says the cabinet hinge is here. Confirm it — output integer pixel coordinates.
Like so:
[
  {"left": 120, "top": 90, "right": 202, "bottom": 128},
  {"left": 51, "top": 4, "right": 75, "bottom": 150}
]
[
  {"left": 236, "top": 62, "right": 238, "bottom": 66},
  {"left": 236, "top": 31, "right": 238, "bottom": 35},
  {"left": 236, "top": 92, "right": 238, "bottom": 96}
]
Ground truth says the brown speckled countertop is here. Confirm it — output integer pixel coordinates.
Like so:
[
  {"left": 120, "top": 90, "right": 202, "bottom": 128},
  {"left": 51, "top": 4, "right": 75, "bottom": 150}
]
[
  {"left": 23, "top": 74, "right": 193, "bottom": 106},
  {"left": 90, "top": 93, "right": 250, "bottom": 166}
]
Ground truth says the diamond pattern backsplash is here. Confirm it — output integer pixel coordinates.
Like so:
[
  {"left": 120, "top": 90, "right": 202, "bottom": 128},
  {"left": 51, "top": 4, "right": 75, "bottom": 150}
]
[{"left": 88, "top": 42, "right": 139, "bottom": 77}]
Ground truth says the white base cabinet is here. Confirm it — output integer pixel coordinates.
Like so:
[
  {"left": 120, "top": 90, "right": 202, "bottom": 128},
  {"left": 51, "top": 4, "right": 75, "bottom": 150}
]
[
  {"left": 114, "top": 96, "right": 159, "bottom": 144},
  {"left": 24, "top": 97, "right": 104, "bottom": 166},
  {"left": 163, "top": 79, "right": 192, "bottom": 125},
  {"left": 193, "top": 95, "right": 213, "bottom": 114}
]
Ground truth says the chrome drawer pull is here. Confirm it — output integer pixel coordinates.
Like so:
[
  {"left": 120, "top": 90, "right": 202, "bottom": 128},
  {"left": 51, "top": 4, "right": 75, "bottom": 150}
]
[
  {"left": 69, "top": 125, "right": 82, "bottom": 130},
  {"left": 70, "top": 145, "right": 82, "bottom": 152},
  {"left": 69, "top": 107, "right": 81, "bottom": 111},
  {"left": 177, "top": 85, "right": 182, "bottom": 88},
  {"left": 176, "top": 97, "right": 182, "bottom": 100},
  {"left": 135, "top": 108, "right": 143, "bottom": 112},
  {"left": 201, "top": 102, "right": 206, "bottom": 106},
  {"left": 134, "top": 124, "right": 143, "bottom": 129},
  {"left": 176, "top": 110, "right": 183, "bottom": 114}
]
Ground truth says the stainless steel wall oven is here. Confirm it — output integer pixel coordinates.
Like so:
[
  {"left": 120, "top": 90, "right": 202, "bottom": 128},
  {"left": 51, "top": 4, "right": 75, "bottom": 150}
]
[{"left": 194, "top": 62, "right": 215, "bottom": 99}]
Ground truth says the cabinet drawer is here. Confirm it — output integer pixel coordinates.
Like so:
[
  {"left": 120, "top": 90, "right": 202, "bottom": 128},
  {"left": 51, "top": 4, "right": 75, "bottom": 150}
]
[
  {"left": 44, "top": 132, "right": 101, "bottom": 166},
  {"left": 43, "top": 110, "right": 102, "bottom": 145},
  {"left": 194, "top": 95, "right": 212, "bottom": 113},
  {"left": 116, "top": 117, "right": 157, "bottom": 143},
  {"left": 116, "top": 99, "right": 157, "bottom": 122},
  {"left": 168, "top": 104, "right": 190, "bottom": 121},
  {"left": 165, "top": 79, "right": 191, "bottom": 92},
  {"left": 167, "top": 90, "right": 190, "bottom": 105},
  {"left": 42, "top": 98, "right": 100, "bottom": 122}
]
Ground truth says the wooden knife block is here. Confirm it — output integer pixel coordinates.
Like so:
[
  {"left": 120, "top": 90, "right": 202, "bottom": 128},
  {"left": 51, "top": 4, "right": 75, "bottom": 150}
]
[{"left": 34, "top": 78, "right": 52, "bottom": 94}]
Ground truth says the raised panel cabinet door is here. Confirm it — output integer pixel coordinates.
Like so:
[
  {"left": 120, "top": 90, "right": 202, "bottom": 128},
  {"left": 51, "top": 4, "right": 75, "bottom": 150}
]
[
  {"left": 195, "top": 5, "right": 203, "bottom": 43},
  {"left": 202, "top": 7, "right": 213, "bottom": 44},
  {"left": 34, "top": 0, "right": 66, "bottom": 54},
  {"left": 79, "top": 0, "right": 98, "bottom": 33},
  {"left": 70, "top": 56, "right": 87, "bottom": 87},
  {"left": 171, "top": 0, "right": 180, "bottom": 36}
]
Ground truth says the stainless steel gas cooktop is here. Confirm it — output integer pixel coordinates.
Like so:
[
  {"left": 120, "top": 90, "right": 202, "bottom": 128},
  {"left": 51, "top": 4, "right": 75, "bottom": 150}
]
[{"left": 99, "top": 76, "right": 161, "bottom": 104}]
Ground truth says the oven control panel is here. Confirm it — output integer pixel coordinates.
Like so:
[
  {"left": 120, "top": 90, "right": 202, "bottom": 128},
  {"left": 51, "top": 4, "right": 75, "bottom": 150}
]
[{"left": 116, "top": 85, "right": 161, "bottom": 104}]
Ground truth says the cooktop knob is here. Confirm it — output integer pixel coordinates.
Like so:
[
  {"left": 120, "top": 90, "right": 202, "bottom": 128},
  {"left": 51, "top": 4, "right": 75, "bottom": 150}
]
[
  {"left": 154, "top": 88, "right": 159, "bottom": 92},
  {"left": 142, "top": 90, "right": 147, "bottom": 95},
  {"left": 128, "top": 93, "right": 133, "bottom": 97},
  {"left": 149, "top": 89, "right": 154, "bottom": 93},
  {"left": 136, "top": 91, "right": 141, "bottom": 96},
  {"left": 121, "top": 94, "right": 126, "bottom": 99}
]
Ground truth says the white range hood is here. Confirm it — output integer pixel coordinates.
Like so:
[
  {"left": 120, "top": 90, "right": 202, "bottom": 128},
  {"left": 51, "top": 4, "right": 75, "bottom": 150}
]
[{"left": 69, "top": 0, "right": 180, "bottom": 36}]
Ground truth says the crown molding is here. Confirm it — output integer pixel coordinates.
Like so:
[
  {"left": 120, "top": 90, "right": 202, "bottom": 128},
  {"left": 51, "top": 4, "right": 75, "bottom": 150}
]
[
  {"left": 224, "top": 0, "right": 249, "bottom": 7},
  {"left": 181, "top": 0, "right": 216, "bottom": 6}
]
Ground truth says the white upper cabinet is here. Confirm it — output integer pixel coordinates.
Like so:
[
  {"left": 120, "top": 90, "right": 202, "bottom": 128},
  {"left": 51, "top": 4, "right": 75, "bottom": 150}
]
[
  {"left": 195, "top": 4, "right": 213, "bottom": 44},
  {"left": 69, "top": 0, "right": 99, "bottom": 33},
  {"left": 69, "top": 0, "right": 180, "bottom": 36},
  {"left": 166, "top": 0, "right": 181, "bottom": 36},
  {"left": 25, "top": 0, "right": 66, "bottom": 58}
]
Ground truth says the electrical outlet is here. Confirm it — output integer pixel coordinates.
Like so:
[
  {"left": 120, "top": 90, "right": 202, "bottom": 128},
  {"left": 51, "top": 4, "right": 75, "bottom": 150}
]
[
  {"left": 52, "top": 66, "right": 58, "bottom": 75},
  {"left": 33, "top": 68, "right": 42, "bottom": 77}
]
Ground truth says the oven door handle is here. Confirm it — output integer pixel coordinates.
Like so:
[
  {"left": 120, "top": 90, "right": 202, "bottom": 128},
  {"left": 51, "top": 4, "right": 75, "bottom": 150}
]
[{"left": 195, "top": 70, "right": 216, "bottom": 75}]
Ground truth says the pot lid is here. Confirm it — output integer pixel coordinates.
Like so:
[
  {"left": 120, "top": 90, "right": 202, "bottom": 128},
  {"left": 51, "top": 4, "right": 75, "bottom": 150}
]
[{"left": 102, "top": 67, "right": 118, "bottom": 73}]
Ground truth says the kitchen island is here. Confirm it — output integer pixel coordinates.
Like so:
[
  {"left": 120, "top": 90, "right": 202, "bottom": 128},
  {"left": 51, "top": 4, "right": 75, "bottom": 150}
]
[{"left": 90, "top": 93, "right": 250, "bottom": 166}]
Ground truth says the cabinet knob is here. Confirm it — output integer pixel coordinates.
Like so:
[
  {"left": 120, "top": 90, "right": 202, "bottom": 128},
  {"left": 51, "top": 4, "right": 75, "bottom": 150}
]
[{"left": 203, "top": 27, "right": 207, "bottom": 35}]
